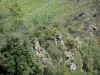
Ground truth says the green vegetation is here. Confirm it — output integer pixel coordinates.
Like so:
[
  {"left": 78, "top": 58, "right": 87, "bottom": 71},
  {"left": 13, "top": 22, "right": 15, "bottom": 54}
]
[{"left": 0, "top": 0, "right": 100, "bottom": 75}]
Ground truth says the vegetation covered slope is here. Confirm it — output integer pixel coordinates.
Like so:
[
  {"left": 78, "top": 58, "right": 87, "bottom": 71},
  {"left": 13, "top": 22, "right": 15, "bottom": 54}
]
[{"left": 0, "top": 0, "right": 100, "bottom": 75}]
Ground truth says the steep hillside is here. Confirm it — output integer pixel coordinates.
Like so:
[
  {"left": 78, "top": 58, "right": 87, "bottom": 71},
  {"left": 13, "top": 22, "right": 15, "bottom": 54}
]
[{"left": 0, "top": 0, "right": 100, "bottom": 75}]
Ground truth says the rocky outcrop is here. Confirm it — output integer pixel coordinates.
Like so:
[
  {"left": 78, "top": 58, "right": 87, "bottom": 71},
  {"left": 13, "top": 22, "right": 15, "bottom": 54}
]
[
  {"left": 32, "top": 38, "right": 53, "bottom": 65},
  {"left": 34, "top": 38, "right": 41, "bottom": 53},
  {"left": 69, "top": 62, "right": 77, "bottom": 71},
  {"left": 36, "top": 47, "right": 53, "bottom": 65},
  {"left": 64, "top": 51, "right": 74, "bottom": 64},
  {"left": 72, "top": 6, "right": 99, "bottom": 37},
  {"left": 32, "top": 32, "right": 83, "bottom": 71},
  {"left": 41, "top": 48, "right": 53, "bottom": 65},
  {"left": 75, "top": 37, "right": 82, "bottom": 49}
]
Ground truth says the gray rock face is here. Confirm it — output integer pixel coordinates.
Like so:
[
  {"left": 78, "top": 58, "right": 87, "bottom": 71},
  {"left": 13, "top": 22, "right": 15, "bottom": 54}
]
[
  {"left": 72, "top": 6, "right": 98, "bottom": 37},
  {"left": 64, "top": 51, "right": 75, "bottom": 64},
  {"left": 35, "top": 47, "right": 53, "bottom": 65},
  {"left": 34, "top": 38, "right": 41, "bottom": 53},
  {"left": 70, "top": 62, "right": 77, "bottom": 71},
  {"left": 42, "top": 50, "right": 53, "bottom": 65},
  {"left": 84, "top": 8, "right": 98, "bottom": 37},
  {"left": 58, "top": 34, "right": 63, "bottom": 40},
  {"left": 63, "top": 51, "right": 77, "bottom": 71},
  {"left": 75, "top": 37, "right": 82, "bottom": 48}
]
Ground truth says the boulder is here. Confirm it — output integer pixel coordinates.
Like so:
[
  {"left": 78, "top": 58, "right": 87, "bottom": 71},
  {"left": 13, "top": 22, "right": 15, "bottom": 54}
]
[
  {"left": 58, "top": 34, "right": 63, "bottom": 40},
  {"left": 34, "top": 38, "right": 41, "bottom": 53},
  {"left": 64, "top": 51, "right": 75, "bottom": 65},
  {"left": 38, "top": 48, "right": 53, "bottom": 65},
  {"left": 70, "top": 62, "right": 77, "bottom": 71}
]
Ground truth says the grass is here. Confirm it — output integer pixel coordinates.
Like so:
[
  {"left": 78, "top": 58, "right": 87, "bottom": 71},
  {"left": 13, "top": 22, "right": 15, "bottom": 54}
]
[
  {"left": 22, "top": 0, "right": 80, "bottom": 26},
  {"left": 0, "top": 0, "right": 81, "bottom": 26}
]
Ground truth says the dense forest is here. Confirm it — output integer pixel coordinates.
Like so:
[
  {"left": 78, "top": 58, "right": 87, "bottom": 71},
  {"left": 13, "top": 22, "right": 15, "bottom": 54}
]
[{"left": 0, "top": 0, "right": 100, "bottom": 75}]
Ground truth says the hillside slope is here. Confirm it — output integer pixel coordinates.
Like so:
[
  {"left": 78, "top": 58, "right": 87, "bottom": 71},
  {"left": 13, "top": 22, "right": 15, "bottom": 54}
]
[{"left": 0, "top": 0, "right": 100, "bottom": 75}]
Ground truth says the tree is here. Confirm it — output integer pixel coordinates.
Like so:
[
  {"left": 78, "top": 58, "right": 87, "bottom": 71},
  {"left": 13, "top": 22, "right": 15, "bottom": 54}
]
[
  {"left": 81, "top": 37, "right": 100, "bottom": 73},
  {"left": 47, "top": 44, "right": 62, "bottom": 63},
  {"left": 0, "top": 33, "right": 42, "bottom": 75},
  {"left": 8, "top": 0, "right": 27, "bottom": 32}
]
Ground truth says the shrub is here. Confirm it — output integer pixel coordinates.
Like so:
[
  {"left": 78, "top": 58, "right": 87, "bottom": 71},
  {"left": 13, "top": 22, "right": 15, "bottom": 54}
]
[
  {"left": 0, "top": 33, "right": 42, "bottom": 75},
  {"left": 47, "top": 44, "right": 62, "bottom": 62},
  {"left": 53, "top": 65, "right": 71, "bottom": 75}
]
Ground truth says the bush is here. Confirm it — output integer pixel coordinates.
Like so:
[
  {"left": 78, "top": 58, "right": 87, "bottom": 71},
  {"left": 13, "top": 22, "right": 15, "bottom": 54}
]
[
  {"left": 47, "top": 44, "right": 62, "bottom": 62},
  {"left": 53, "top": 65, "right": 71, "bottom": 75},
  {"left": 64, "top": 35, "right": 75, "bottom": 49},
  {"left": 0, "top": 33, "right": 42, "bottom": 75},
  {"left": 43, "top": 67, "right": 53, "bottom": 75},
  {"left": 81, "top": 37, "right": 100, "bottom": 73},
  {"left": 45, "top": 26, "right": 58, "bottom": 40},
  {"left": 70, "top": 70, "right": 84, "bottom": 75}
]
